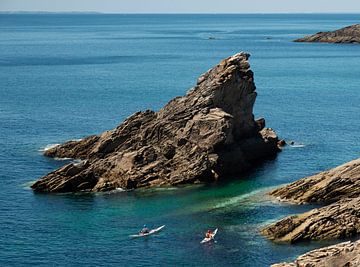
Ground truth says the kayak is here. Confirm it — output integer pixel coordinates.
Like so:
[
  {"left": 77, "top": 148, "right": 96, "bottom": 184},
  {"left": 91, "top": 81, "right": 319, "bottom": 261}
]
[
  {"left": 130, "top": 225, "right": 165, "bottom": 238},
  {"left": 200, "top": 228, "right": 218, "bottom": 243}
]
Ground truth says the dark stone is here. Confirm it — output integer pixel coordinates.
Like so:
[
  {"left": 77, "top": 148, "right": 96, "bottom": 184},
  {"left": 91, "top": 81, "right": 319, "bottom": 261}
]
[
  {"left": 277, "top": 139, "right": 286, "bottom": 147},
  {"left": 294, "top": 24, "right": 360, "bottom": 44},
  {"left": 32, "top": 52, "right": 280, "bottom": 193}
]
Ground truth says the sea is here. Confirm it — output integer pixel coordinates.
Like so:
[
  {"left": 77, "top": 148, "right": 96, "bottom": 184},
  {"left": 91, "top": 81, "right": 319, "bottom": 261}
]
[{"left": 0, "top": 13, "right": 360, "bottom": 266}]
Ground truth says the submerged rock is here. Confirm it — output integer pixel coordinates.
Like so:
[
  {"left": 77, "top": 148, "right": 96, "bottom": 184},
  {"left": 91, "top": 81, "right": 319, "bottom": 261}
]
[
  {"left": 262, "top": 197, "right": 360, "bottom": 243},
  {"left": 270, "top": 158, "right": 360, "bottom": 204},
  {"left": 272, "top": 240, "right": 360, "bottom": 267},
  {"left": 295, "top": 24, "right": 360, "bottom": 44},
  {"left": 32, "top": 52, "right": 280, "bottom": 193}
]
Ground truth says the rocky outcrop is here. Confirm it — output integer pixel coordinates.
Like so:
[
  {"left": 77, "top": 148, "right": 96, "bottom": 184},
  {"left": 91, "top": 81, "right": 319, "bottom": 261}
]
[
  {"left": 32, "top": 52, "right": 280, "bottom": 193},
  {"left": 264, "top": 158, "right": 360, "bottom": 264},
  {"left": 261, "top": 197, "right": 360, "bottom": 243},
  {"left": 270, "top": 158, "right": 360, "bottom": 204},
  {"left": 295, "top": 24, "right": 360, "bottom": 44},
  {"left": 272, "top": 240, "right": 360, "bottom": 267},
  {"left": 264, "top": 159, "right": 360, "bottom": 242}
]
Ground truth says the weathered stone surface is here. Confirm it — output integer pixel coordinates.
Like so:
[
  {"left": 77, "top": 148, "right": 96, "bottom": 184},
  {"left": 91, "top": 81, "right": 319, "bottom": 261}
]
[
  {"left": 32, "top": 52, "right": 280, "bottom": 193},
  {"left": 262, "top": 197, "right": 360, "bottom": 243},
  {"left": 264, "top": 158, "right": 360, "bottom": 264},
  {"left": 270, "top": 158, "right": 360, "bottom": 204},
  {"left": 44, "top": 136, "right": 99, "bottom": 159},
  {"left": 272, "top": 240, "right": 360, "bottom": 267},
  {"left": 295, "top": 24, "right": 360, "bottom": 44}
]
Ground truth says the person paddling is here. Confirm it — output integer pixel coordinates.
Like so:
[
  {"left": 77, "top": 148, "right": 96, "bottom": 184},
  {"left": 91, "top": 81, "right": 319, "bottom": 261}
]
[
  {"left": 201, "top": 228, "right": 218, "bottom": 243},
  {"left": 205, "top": 229, "right": 213, "bottom": 239},
  {"left": 140, "top": 224, "right": 150, "bottom": 234}
]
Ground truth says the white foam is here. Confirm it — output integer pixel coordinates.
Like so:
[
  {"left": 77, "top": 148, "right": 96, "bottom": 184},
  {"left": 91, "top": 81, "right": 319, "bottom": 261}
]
[
  {"left": 53, "top": 157, "right": 73, "bottom": 161},
  {"left": 101, "top": 188, "right": 126, "bottom": 195},
  {"left": 290, "top": 144, "right": 306, "bottom": 148},
  {"left": 21, "top": 181, "right": 35, "bottom": 189},
  {"left": 151, "top": 187, "right": 178, "bottom": 192},
  {"left": 39, "top": 143, "right": 60, "bottom": 152},
  {"left": 73, "top": 159, "right": 84, "bottom": 166},
  {"left": 287, "top": 141, "right": 306, "bottom": 148},
  {"left": 39, "top": 139, "right": 83, "bottom": 152},
  {"left": 115, "top": 188, "right": 125, "bottom": 192}
]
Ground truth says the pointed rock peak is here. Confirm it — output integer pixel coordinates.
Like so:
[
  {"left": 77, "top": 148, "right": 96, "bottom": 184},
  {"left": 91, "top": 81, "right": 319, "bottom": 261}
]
[{"left": 32, "top": 52, "right": 280, "bottom": 193}]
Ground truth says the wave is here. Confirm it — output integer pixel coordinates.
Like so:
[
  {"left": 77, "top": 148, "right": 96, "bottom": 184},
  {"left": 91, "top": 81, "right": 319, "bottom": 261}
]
[
  {"left": 39, "top": 143, "right": 60, "bottom": 152},
  {"left": 39, "top": 139, "right": 82, "bottom": 153},
  {"left": 99, "top": 187, "right": 127, "bottom": 195},
  {"left": 70, "top": 138, "right": 83, "bottom": 142},
  {"left": 115, "top": 188, "right": 125, "bottom": 192},
  {"left": 21, "top": 181, "right": 36, "bottom": 189},
  {"left": 53, "top": 157, "right": 73, "bottom": 161},
  {"left": 73, "top": 159, "right": 84, "bottom": 166},
  {"left": 147, "top": 186, "right": 178, "bottom": 192},
  {"left": 289, "top": 143, "right": 306, "bottom": 148}
]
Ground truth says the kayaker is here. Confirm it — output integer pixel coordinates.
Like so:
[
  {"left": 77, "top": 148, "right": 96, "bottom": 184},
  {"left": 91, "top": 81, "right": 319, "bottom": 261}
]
[
  {"left": 205, "top": 230, "right": 212, "bottom": 238},
  {"left": 140, "top": 224, "right": 150, "bottom": 234}
]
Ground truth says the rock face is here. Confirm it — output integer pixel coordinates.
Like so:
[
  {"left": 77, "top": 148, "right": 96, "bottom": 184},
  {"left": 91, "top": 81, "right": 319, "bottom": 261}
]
[
  {"left": 270, "top": 158, "right": 360, "bottom": 204},
  {"left": 261, "top": 197, "right": 360, "bottom": 243},
  {"left": 264, "top": 158, "right": 360, "bottom": 264},
  {"left": 272, "top": 240, "right": 360, "bottom": 267},
  {"left": 295, "top": 24, "right": 360, "bottom": 44},
  {"left": 263, "top": 159, "right": 360, "bottom": 243},
  {"left": 32, "top": 52, "right": 280, "bottom": 193}
]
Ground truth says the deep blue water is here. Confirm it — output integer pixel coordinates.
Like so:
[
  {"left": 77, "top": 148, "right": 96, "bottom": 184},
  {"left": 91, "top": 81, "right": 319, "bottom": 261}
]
[{"left": 1, "top": 14, "right": 360, "bottom": 266}]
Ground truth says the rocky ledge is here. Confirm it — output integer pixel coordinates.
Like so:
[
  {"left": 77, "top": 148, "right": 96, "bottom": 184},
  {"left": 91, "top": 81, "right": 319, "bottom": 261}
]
[
  {"left": 262, "top": 197, "right": 360, "bottom": 243},
  {"left": 264, "top": 158, "right": 360, "bottom": 264},
  {"left": 270, "top": 158, "right": 360, "bottom": 204},
  {"left": 263, "top": 159, "right": 360, "bottom": 243},
  {"left": 32, "top": 52, "right": 281, "bottom": 193},
  {"left": 295, "top": 24, "right": 360, "bottom": 44},
  {"left": 272, "top": 240, "right": 360, "bottom": 267}
]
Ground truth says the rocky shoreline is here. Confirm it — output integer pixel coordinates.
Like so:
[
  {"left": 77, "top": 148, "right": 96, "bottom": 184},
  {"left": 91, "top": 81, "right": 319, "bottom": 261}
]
[
  {"left": 262, "top": 197, "right": 360, "bottom": 243},
  {"left": 264, "top": 158, "right": 360, "bottom": 265},
  {"left": 32, "top": 52, "right": 281, "bottom": 193},
  {"left": 272, "top": 240, "right": 360, "bottom": 267},
  {"left": 270, "top": 158, "right": 360, "bottom": 204},
  {"left": 295, "top": 24, "right": 360, "bottom": 44}
]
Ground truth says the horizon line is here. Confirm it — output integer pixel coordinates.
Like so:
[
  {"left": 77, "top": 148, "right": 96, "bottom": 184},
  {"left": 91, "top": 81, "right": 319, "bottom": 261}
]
[{"left": 2, "top": 11, "right": 360, "bottom": 15}]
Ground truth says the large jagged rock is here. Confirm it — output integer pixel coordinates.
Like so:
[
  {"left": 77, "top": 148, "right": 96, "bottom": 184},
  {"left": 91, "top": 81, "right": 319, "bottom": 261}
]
[
  {"left": 32, "top": 52, "right": 280, "bottom": 193},
  {"left": 261, "top": 197, "right": 360, "bottom": 243},
  {"left": 272, "top": 240, "right": 360, "bottom": 267},
  {"left": 270, "top": 158, "right": 360, "bottom": 204},
  {"left": 295, "top": 24, "right": 360, "bottom": 44}
]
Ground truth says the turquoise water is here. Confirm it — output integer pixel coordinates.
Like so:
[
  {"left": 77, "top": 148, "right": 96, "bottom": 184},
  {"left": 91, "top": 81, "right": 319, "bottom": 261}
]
[{"left": 1, "top": 14, "right": 360, "bottom": 266}]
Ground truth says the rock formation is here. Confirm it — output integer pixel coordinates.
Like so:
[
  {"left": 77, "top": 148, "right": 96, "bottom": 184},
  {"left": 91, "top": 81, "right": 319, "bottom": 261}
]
[
  {"left": 32, "top": 52, "right": 281, "bottom": 193},
  {"left": 272, "top": 240, "right": 360, "bottom": 267},
  {"left": 295, "top": 24, "right": 360, "bottom": 44},
  {"left": 261, "top": 197, "right": 360, "bottom": 243},
  {"left": 264, "top": 158, "right": 360, "bottom": 264},
  {"left": 270, "top": 158, "right": 360, "bottom": 204}
]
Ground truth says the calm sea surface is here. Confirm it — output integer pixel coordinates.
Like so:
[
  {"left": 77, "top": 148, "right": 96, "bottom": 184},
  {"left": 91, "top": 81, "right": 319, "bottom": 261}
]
[{"left": 1, "top": 14, "right": 360, "bottom": 266}]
